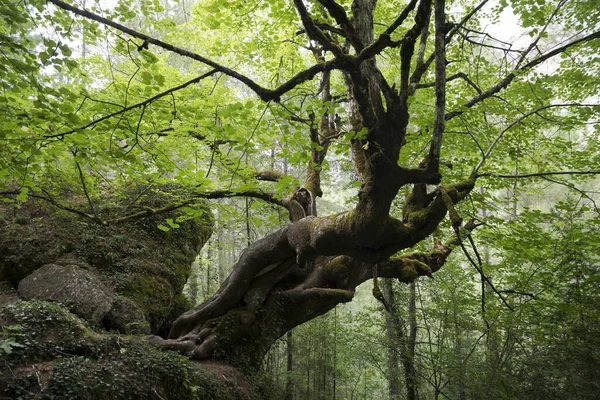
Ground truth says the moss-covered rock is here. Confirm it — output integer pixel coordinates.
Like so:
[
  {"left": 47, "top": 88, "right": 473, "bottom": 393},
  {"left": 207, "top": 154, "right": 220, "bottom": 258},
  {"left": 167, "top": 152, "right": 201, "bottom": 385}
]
[
  {"left": 18, "top": 263, "right": 114, "bottom": 324},
  {"left": 0, "top": 301, "right": 273, "bottom": 400},
  {"left": 0, "top": 187, "right": 213, "bottom": 334}
]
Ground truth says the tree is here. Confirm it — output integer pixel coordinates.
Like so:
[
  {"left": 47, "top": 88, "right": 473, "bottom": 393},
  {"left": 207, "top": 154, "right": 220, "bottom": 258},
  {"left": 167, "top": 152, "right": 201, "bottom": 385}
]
[{"left": 1, "top": 0, "right": 599, "bottom": 371}]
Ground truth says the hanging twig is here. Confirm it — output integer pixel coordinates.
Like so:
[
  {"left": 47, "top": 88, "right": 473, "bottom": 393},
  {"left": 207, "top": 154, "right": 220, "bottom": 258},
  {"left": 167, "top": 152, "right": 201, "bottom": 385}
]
[
  {"left": 74, "top": 160, "right": 99, "bottom": 221},
  {"left": 455, "top": 228, "right": 514, "bottom": 312}
]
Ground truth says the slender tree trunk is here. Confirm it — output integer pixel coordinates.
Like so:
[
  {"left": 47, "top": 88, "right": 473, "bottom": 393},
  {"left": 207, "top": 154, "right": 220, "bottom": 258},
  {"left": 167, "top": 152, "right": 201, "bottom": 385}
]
[
  {"left": 205, "top": 243, "right": 212, "bottom": 300},
  {"left": 406, "top": 282, "right": 418, "bottom": 400},
  {"left": 188, "top": 261, "right": 199, "bottom": 305},
  {"left": 333, "top": 307, "right": 337, "bottom": 400},
  {"left": 382, "top": 279, "right": 419, "bottom": 400},
  {"left": 286, "top": 331, "right": 294, "bottom": 400},
  {"left": 217, "top": 210, "right": 225, "bottom": 283},
  {"left": 383, "top": 279, "right": 400, "bottom": 400}
]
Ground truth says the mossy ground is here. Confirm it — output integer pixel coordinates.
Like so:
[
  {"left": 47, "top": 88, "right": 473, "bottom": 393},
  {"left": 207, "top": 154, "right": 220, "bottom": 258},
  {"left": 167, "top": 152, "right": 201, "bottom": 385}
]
[{"left": 0, "top": 301, "right": 274, "bottom": 399}]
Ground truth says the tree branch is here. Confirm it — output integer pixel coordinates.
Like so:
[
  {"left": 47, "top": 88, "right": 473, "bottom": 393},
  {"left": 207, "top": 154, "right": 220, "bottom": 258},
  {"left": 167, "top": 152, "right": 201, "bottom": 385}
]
[
  {"left": 415, "top": 72, "right": 482, "bottom": 94},
  {"left": 426, "top": 0, "right": 447, "bottom": 174},
  {"left": 409, "top": 0, "right": 489, "bottom": 91},
  {"left": 357, "top": 0, "right": 419, "bottom": 62},
  {"left": 47, "top": 0, "right": 344, "bottom": 103},
  {"left": 74, "top": 160, "right": 99, "bottom": 220},
  {"left": 472, "top": 103, "right": 600, "bottom": 175},
  {"left": 446, "top": 30, "right": 600, "bottom": 121},
  {"left": 398, "top": 0, "right": 433, "bottom": 104},
  {"left": 293, "top": 0, "right": 344, "bottom": 56},
  {"left": 0, "top": 190, "right": 100, "bottom": 223},
  {"left": 44, "top": 70, "right": 218, "bottom": 138},
  {"left": 316, "top": 0, "right": 362, "bottom": 50},
  {"left": 478, "top": 170, "right": 600, "bottom": 179}
]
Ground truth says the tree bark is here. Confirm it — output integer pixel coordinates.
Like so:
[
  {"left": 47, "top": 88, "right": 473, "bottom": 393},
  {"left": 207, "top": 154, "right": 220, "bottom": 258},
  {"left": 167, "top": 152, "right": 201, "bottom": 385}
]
[
  {"left": 145, "top": 0, "right": 476, "bottom": 370},
  {"left": 286, "top": 330, "right": 294, "bottom": 400},
  {"left": 383, "top": 279, "right": 401, "bottom": 400}
]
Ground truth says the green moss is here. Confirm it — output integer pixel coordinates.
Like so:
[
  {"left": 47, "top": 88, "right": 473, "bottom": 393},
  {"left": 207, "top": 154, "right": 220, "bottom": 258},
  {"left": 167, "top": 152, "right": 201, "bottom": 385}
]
[
  {"left": 402, "top": 265, "right": 418, "bottom": 281},
  {"left": 0, "top": 300, "right": 100, "bottom": 363},
  {"left": 49, "top": 345, "right": 227, "bottom": 400},
  {"left": 407, "top": 209, "right": 429, "bottom": 226},
  {"left": 322, "top": 257, "right": 348, "bottom": 280},
  {"left": 118, "top": 274, "right": 174, "bottom": 331},
  {"left": 0, "top": 301, "right": 256, "bottom": 400},
  {"left": 325, "top": 288, "right": 355, "bottom": 300}
]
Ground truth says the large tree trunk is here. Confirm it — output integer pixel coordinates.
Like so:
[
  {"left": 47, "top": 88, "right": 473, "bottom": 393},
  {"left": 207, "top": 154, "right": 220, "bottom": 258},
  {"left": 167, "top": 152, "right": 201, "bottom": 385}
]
[{"left": 147, "top": 0, "right": 474, "bottom": 371}]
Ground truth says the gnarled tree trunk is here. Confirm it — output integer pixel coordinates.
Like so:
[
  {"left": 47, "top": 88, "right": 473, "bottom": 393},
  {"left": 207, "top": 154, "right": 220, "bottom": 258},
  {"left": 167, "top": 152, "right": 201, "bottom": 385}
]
[{"left": 148, "top": 0, "right": 474, "bottom": 370}]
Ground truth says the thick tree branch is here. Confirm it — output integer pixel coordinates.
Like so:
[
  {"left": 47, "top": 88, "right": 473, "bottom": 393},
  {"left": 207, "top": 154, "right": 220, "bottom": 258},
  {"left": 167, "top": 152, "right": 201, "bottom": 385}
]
[
  {"left": 398, "top": 0, "right": 433, "bottom": 104},
  {"left": 357, "top": 0, "right": 419, "bottom": 62},
  {"left": 47, "top": 0, "right": 345, "bottom": 103},
  {"left": 317, "top": 0, "right": 362, "bottom": 50},
  {"left": 426, "top": 0, "right": 447, "bottom": 174},
  {"left": 254, "top": 171, "right": 286, "bottom": 182},
  {"left": 293, "top": 0, "right": 344, "bottom": 56}
]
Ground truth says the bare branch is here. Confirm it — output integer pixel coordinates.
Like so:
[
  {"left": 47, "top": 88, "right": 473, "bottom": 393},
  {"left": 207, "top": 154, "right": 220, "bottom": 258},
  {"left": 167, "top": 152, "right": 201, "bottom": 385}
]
[
  {"left": 1, "top": 187, "right": 286, "bottom": 226},
  {"left": 0, "top": 190, "right": 100, "bottom": 223},
  {"left": 74, "top": 160, "right": 99, "bottom": 220},
  {"left": 472, "top": 103, "right": 600, "bottom": 175},
  {"left": 415, "top": 72, "right": 482, "bottom": 94},
  {"left": 44, "top": 70, "right": 218, "bottom": 139},
  {"left": 446, "top": 31, "right": 600, "bottom": 121},
  {"left": 541, "top": 176, "right": 600, "bottom": 215},
  {"left": 410, "top": 0, "right": 490, "bottom": 89},
  {"left": 454, "top": 224, "right": 514, "bottom": 311},
  {"left": 478, "top": 170, "right": 600, "bottom": 179}
]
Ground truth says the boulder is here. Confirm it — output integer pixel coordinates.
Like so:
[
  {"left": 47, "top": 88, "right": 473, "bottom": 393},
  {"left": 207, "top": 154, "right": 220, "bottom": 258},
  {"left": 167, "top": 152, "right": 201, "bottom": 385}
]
[
  {"left": 18, "top": 263, "right": 113, "bottom": 325},
  {"left": 0, "top": 301, "right": 266, "bottom": 400},
  {"left": 0, "top": 186, "right": 213, "bottom": 334},
  {"left": 103, "top": 295, "right": 150, "bottom": 334}
]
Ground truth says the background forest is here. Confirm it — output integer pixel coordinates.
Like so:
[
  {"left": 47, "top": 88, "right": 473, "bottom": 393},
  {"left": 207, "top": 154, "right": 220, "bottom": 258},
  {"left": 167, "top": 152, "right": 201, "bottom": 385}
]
[{"left": 1, "top": 0, "right": 599, "bottom": 399}]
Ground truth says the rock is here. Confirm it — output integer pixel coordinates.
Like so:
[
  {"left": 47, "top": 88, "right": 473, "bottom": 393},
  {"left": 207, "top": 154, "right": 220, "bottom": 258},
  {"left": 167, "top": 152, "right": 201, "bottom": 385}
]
[
  {"left": 18, "top": 263, "right": 113, "bottom": 325},
  {"left": 1, "top": 186, "right": 213, "bottom": 333},
  {"left": 103, "top": 295, "right": 150, "bottom": 334},
  {"left": 0, "top": 301, "right": 266, "bottom": 400}
]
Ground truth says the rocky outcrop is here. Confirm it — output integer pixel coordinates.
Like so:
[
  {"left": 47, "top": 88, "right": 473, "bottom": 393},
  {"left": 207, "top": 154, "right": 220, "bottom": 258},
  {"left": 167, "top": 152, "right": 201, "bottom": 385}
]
[
  {"left": 18, "top": 263, "right": 113, "bottom": 325},
  {"left": 0, "top": 301, "right": 268, "bottom": 399},
  {"left": 0, "top": 187, "right": 212, "bottom": 334}
]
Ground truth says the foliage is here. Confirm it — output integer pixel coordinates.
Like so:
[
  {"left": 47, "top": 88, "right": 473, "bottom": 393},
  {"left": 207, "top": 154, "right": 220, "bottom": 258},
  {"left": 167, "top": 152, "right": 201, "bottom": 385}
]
[{"left": 1, "top": 0, "right": 600, "bottom": 397}]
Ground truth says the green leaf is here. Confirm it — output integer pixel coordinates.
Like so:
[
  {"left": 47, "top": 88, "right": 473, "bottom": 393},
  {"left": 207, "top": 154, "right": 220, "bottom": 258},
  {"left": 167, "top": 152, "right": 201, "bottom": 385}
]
[{"left": 157, "top": 224, "right": 170, "bottom": 232}]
